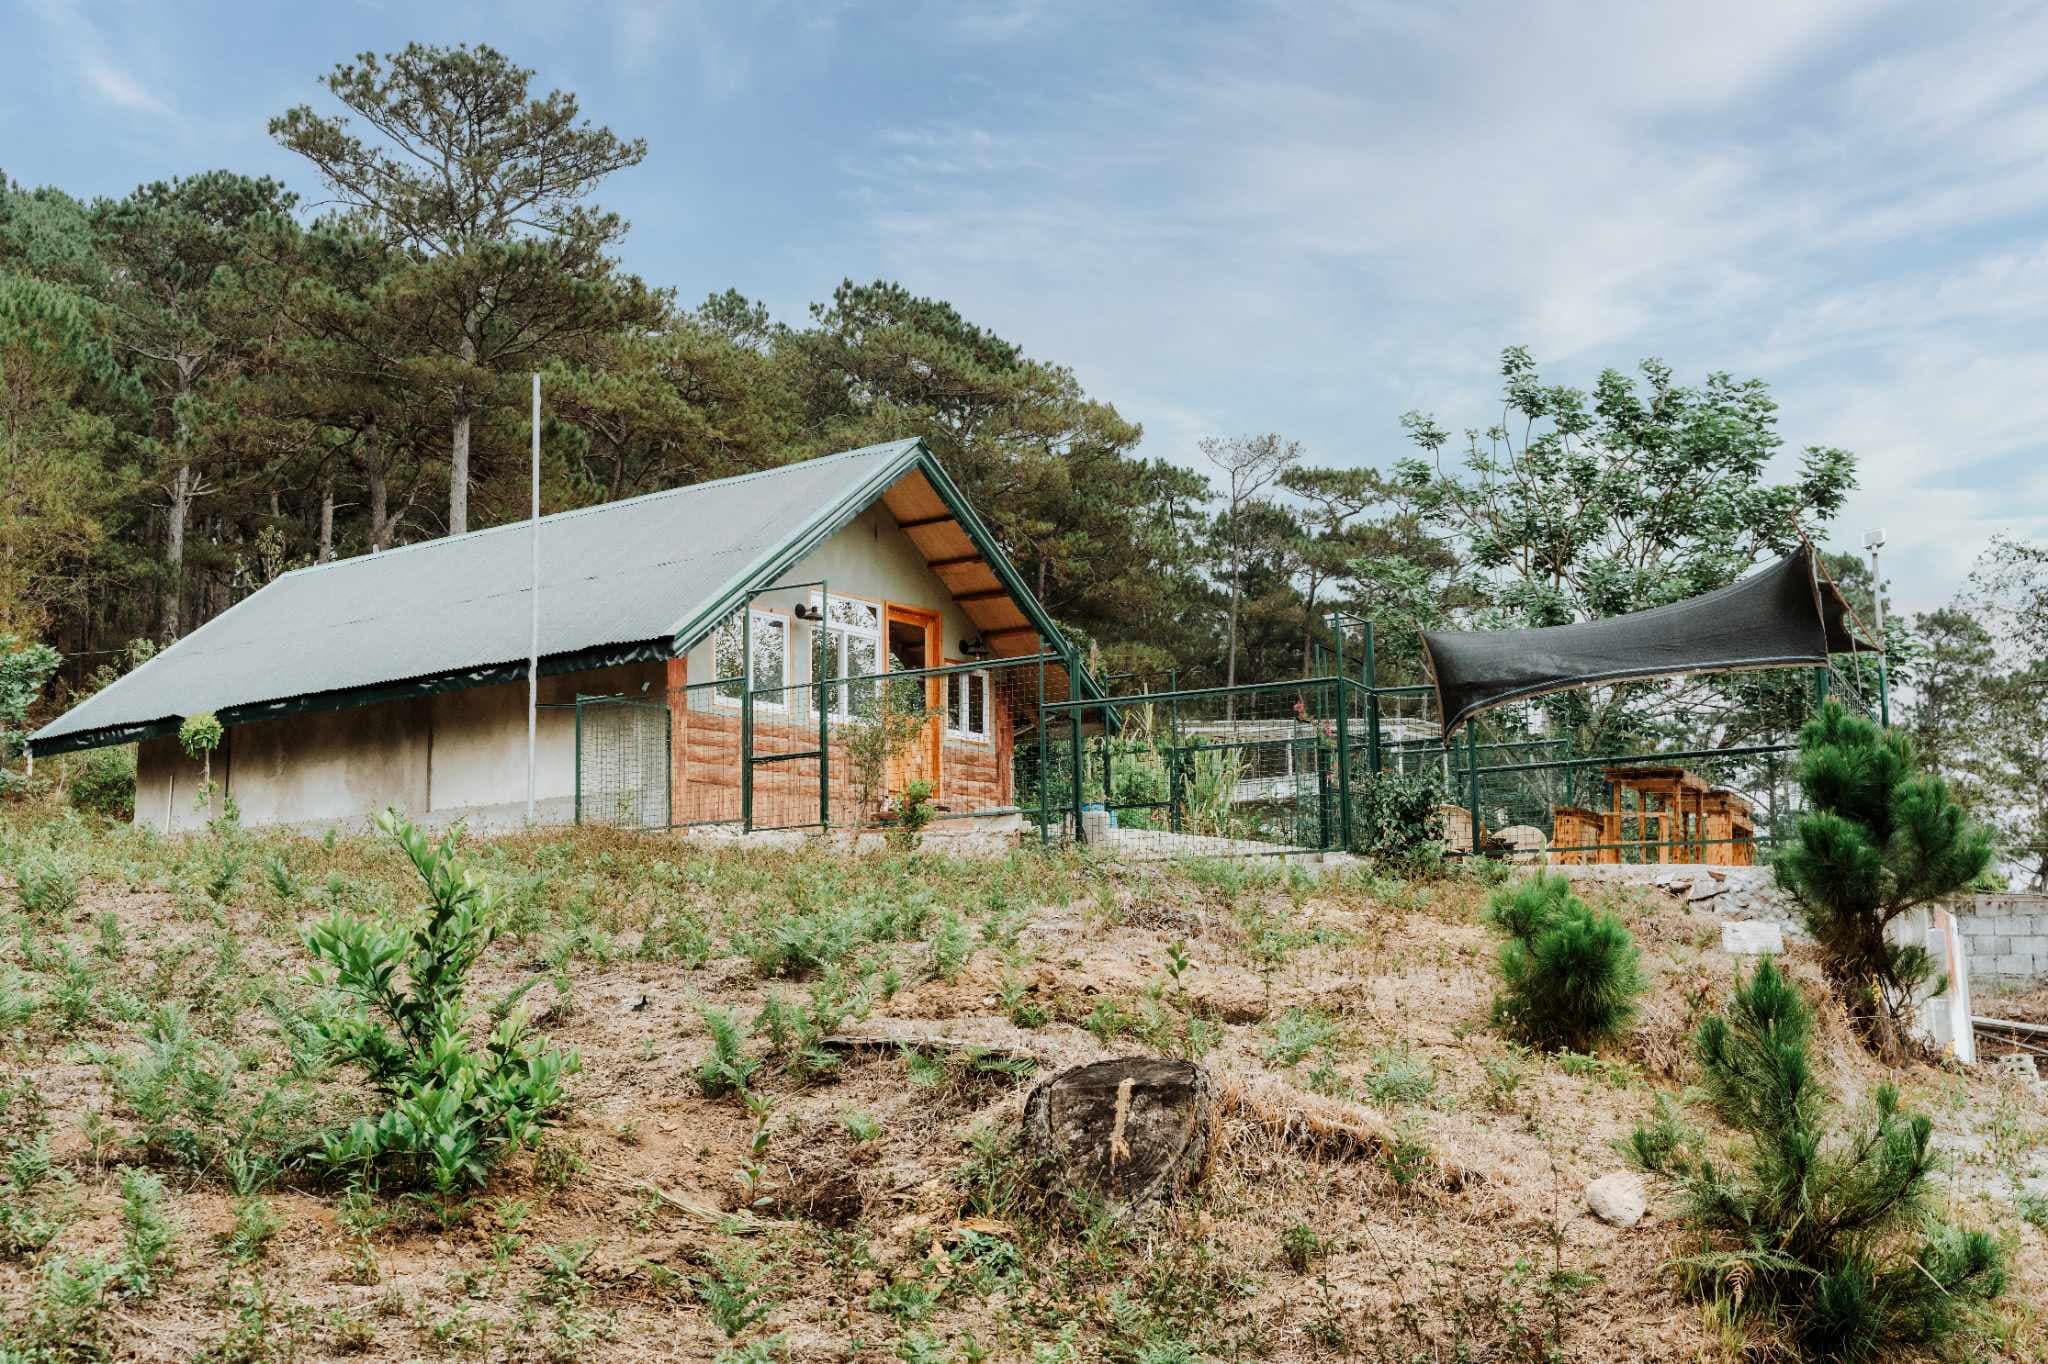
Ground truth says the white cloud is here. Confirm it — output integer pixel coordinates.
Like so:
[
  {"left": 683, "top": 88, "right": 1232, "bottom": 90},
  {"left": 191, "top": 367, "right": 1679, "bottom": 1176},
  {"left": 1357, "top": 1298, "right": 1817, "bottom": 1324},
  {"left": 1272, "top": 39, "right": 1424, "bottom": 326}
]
[
  {"left": 827, "top": 0, "right": 2046, "bottom": 609},
  {"left": 30, "top": 0, "right": 178, "bottom": 121}
]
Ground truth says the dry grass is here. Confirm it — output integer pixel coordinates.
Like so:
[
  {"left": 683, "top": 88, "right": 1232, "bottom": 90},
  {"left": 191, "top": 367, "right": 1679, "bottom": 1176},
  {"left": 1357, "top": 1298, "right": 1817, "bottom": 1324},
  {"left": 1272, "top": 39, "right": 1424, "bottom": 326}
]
[{"left": 0, "top": 805, "right": 2041, "bottom": 1361}]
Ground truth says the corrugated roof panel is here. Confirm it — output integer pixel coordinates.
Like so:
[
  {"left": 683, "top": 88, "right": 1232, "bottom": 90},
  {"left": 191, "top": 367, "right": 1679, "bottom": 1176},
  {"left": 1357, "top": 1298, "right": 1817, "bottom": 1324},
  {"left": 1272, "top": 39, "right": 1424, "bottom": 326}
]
[{"left": 35, "top": 440, "right": 922, "bottom": 748}]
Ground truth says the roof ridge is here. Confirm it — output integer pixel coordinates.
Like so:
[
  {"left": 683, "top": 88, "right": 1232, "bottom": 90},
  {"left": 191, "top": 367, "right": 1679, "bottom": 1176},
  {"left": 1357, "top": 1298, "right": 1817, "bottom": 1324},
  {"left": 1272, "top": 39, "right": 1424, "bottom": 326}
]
[{"left": 278, "top": 439, "right": 922, "bottom": 580}]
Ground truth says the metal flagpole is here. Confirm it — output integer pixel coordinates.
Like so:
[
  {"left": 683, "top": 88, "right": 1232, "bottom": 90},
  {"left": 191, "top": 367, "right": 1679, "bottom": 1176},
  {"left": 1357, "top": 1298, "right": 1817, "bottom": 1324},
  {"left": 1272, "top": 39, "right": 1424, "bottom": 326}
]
[
  {"left": 1865, "top": 528, "right": 1889, "bottom": 727},
  {"left": 527, "top": 373, "right": 541, "bottom": 823}
]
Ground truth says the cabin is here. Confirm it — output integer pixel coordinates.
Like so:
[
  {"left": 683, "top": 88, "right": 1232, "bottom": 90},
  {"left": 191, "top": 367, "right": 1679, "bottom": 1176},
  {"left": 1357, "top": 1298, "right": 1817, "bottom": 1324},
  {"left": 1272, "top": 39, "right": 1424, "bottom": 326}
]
[{"left": 30, "top": 440, "right": 1091, "bottom": 834}]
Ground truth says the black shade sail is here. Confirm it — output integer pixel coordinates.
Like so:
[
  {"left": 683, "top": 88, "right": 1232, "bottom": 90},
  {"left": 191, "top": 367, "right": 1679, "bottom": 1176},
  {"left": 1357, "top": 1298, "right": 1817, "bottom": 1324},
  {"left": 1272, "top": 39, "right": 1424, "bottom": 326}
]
[{"left": 1419, "top": 547, "right": 1879, "bottom": 742}]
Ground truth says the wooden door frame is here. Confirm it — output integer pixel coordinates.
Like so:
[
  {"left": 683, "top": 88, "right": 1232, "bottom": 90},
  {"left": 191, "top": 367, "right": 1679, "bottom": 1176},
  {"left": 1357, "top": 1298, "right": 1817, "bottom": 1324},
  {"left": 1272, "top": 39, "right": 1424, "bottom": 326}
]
[{"left": 884, "top": 602, "right": 945, "bottom": 796}]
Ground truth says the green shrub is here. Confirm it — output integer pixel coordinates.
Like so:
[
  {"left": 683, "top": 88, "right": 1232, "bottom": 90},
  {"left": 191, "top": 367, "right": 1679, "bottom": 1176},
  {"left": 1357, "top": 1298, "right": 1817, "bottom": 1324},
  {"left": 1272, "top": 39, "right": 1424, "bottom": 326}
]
[
  {"left": 304, "top": 809, "right": 578, "bottom": 1195},
  {"left": 67, "top": 746, "right": 135, "bottom": 821},
  {"left": 1485, "top": 873, "right": 1643, "bottom": 1051},
  {"left": 1674, "top": 959, "right": 2005, "bottom": 1360},
  {"left": 14, "top": 851, "right": 78, "bottom": 920},
  {"left": 1773, "top": 702, "right": 1994, "bottom": 1054},
  {"left": 1349, "top": 770, "right": 1445, "bottom": 871}
]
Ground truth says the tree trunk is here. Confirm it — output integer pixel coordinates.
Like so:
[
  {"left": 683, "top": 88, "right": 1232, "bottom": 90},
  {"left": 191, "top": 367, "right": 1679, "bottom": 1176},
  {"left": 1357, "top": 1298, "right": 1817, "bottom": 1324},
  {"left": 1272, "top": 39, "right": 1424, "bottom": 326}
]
[
  {"left": 367, "top": 460, "right": 391, "bottom": 553},
  {"left": 1022, "top": 1058, "right": 1217, "bottom": 1213},
  {"left": 318, "top": 472, "right": 336, "bottom": 563},
  {"left": 163, "top": 463, "right": 191, "bottom": 641},
  {"left": 449, "top": 406, "right": 471, "bottom": 536},
  {"left": 449, "top": 329, "right": 478, "bottom": 536}
]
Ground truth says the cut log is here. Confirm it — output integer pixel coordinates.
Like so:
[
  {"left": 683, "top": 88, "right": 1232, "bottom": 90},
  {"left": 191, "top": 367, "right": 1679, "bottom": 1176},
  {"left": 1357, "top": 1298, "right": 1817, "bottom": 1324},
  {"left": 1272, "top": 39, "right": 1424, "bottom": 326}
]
[{"left": 1021, "top": 1057, "right": 1217, "bottom": 1210}]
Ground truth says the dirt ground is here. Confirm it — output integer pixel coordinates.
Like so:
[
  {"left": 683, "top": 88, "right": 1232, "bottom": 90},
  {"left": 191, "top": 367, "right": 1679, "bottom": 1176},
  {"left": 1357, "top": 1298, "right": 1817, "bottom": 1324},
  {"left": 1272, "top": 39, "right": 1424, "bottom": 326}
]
[{"left": 0, "top": 812, "right": 2042, "bottom": 1362}]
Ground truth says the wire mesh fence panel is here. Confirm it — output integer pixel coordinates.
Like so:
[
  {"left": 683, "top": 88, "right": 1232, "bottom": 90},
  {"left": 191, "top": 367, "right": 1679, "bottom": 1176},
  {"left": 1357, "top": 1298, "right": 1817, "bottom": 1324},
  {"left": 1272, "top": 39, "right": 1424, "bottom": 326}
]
[
  {"left": 671, "top": 678, "right": 745, "bottom": 827},
  {"left": 1044, "top": 680, "right": 1342, "bottom": 860},
  {"left": 574, "top": 697, "right": 671, "bottom": 830},
  {"left": 664, "top": 652, "right": 1070, "bottom": 835}
]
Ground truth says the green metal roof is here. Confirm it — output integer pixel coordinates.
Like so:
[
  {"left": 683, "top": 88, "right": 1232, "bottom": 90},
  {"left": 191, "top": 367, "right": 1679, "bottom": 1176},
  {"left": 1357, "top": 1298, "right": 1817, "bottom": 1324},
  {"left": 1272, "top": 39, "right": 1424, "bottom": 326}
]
[{"left": 33, "top": 439, "right": 1089, "bottom": 756}]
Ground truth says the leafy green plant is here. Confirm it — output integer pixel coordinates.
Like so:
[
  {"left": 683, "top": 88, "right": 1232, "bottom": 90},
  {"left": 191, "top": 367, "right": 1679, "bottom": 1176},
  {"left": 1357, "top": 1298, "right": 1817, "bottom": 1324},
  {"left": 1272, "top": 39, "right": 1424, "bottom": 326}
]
[
  {"left": 116, "top": 1166, "right": 175, "bottom": 1296},
  {"left": 1349, "top": 770, "right": 1445, "bottom": 871},
  {"left": 1280, "top": 1222, "right": 1325, "bottom": 1274},
  {"left": 1620, "top": 1092, "right": 1699, "bottom": 1175},
  {"left": 303, "top": 809, "right": 578, "bottom": 1195},
  {"left": 888, "top": 778, "right": 937, "bottom": 849},
  {"left": 224, "top": 1195, "right": 283, "bottom": 1264},
  {"left": 927, "top": 912, "right": 972, "bottom": 981},
  {"left": 696, "top": 1006, "right": 759, "bottom": 1099},
  {"left": 1773, "top": 702, "right": 1995, "bottom": 1055},
  {"left": 0, "top": 635, "right": 60, "bottom": 793},
  {"left": 178, "top": 711, "right": 224, "bottom": 809},
  {"left": 694, "top": 1245, "right": 776, "bottom": 1338},
  {"left": 67, "top": 746, "right": 135, "bottom": 822},
  {"left": 1485, "top": 873, "right": 1644, "bottom": 1051},
  {"left": 1672, "top": 959, "right": 2006, "bottom": 1360},
  {"left": 1262, "top": 1008, "right": 1341, "bottom": 1068},
  {"left": 15, "top": 851, "right": 78, "bottom": 921},
  {"left": 1362, "top": 1044, "right": 1436, "bottom": 1107}
]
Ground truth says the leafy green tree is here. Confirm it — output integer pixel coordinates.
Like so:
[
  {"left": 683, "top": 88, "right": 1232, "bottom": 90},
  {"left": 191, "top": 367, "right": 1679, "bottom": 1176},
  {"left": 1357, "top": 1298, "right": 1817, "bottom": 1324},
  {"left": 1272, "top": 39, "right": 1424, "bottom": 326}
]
[
  {"left": 0, "top": 633, "right": 60, "bottom": 784},
  {"left": 1906, "top": 606, "right": 1994, "bottom": 786},
  {"left": 272, "top": 42, "right": 656, "bottom": 535},
  {"left": 1678, "top": 959, "right": 2004, "bottom": 1360},
  {"left": 1773, "top": 702, "right": 1993, "bottom": 1054},
  {"left": 1396, "top": 347, "right": 1856, "bottom": 750}
]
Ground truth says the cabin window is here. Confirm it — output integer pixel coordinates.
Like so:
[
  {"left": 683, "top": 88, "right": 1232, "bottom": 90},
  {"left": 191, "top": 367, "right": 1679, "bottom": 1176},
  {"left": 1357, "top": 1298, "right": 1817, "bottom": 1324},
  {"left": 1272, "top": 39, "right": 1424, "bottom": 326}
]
[
  {"left": 713, "top": 609, "right": 788, "bottom": 706},
  {"left": 946, "top": 669, "right": 990, "bottom": 741},
  {"left": 811, "top": 594, "right": 881, "bottom": 719}
]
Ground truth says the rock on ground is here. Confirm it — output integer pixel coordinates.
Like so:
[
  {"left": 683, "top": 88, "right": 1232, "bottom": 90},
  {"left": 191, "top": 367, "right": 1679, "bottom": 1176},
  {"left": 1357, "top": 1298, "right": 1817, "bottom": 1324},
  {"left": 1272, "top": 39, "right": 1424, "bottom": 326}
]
[{"left": 1585, "top": 1171, "right": 1647, "bottom": 1228}]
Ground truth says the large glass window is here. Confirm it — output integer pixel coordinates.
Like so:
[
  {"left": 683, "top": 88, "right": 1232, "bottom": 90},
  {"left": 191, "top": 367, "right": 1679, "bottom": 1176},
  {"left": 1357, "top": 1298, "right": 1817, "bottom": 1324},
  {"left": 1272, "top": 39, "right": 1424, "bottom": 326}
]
[
  {"left": 812, "top": 594, "right": 881, "bottom": 719},
  {"left": 946, "top": 669, "right": 990, "bottom": 740},
  {"left": 712, "top": 609, "right": 788, "bottom": 706}
]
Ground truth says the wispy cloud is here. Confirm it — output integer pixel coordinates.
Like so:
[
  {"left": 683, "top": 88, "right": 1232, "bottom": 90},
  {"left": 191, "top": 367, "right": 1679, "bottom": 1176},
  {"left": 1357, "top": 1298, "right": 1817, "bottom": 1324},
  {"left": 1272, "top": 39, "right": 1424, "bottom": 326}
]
[{"left": 30, "top": 0, "right": 179, "bottom": 120}]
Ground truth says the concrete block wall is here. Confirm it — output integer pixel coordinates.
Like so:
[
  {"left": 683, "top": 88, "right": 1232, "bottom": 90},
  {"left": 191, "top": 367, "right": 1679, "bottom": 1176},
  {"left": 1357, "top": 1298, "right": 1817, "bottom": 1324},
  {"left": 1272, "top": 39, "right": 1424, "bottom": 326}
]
[{"left": 1955, "top": 894, "right": 2048, "bottom": 987}]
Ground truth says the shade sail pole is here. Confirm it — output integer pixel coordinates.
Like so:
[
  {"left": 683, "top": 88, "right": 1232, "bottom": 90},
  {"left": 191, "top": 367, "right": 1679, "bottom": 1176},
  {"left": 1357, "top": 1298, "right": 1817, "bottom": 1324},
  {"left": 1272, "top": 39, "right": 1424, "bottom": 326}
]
[{"left": 526, "top": 373, "right": 541, "bottom": 825}]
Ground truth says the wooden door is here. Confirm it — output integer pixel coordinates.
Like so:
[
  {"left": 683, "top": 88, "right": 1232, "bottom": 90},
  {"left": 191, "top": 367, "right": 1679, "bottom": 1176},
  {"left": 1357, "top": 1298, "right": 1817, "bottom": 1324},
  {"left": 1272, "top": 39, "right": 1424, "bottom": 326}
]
[{"left": 884, "top": 604, "right": 944, "bottom": 799}]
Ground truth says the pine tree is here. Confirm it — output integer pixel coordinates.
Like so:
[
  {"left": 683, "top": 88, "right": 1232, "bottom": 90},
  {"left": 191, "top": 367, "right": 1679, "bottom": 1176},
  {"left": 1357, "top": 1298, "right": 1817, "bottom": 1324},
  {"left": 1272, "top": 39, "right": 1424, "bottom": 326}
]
[
  {"left": 1485, "top": 873, "right": 1645, "bottom": 1051},
  {"left": 1679, "top": 960, "right": 2004, "bottom": 1361},
  {"left": 1774, "top": 701, "right": 1993, "bottom": 1054}
]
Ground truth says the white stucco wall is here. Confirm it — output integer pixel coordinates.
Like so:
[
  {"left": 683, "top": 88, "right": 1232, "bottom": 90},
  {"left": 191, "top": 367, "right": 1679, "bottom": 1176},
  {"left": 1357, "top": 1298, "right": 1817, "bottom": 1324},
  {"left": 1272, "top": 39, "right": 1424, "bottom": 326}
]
[
  {"left": 680, "top": 502, "right": 987, "bottom": 687},
  {"left": 134, "top": 734, "right": 221, "bottom": 833},
  {"left": 428, "top": 662, "right": 664, "bottom": 814},
  {"left": 229, "top": 699, "right": 432, "bottom": 827}
]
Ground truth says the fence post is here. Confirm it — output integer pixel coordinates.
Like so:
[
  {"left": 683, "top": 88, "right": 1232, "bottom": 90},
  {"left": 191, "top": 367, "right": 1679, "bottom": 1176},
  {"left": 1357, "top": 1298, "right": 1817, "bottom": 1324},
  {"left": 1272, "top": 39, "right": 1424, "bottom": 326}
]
[
  {"left": 1069, "top": 706, "right": 1086, "bottom": 844},
  {"left": 1363, "top": 620, "right": 1382, "bottom": 776},
  {"left": 1334, "top": 624, "right": 1353, "bottom": 854},
  {"left": 740, "top": 606, "right": 754, "bottom": 833},
  {"left": 1465, "top": 722, "right": 1482, "bottom": 858},
  {"left": 817, "top": 582, "right": 831, "bottom": 830},
  {"left": 1036, "top": 653, "right": 1049, "bottom": 844}
]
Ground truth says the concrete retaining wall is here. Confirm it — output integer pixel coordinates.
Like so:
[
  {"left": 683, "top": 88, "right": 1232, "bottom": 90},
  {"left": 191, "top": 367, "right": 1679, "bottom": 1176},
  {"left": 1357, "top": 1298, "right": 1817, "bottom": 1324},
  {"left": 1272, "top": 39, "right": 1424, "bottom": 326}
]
[{"left": 1953, "top": 894, "right": 2048, "bottom": 986}]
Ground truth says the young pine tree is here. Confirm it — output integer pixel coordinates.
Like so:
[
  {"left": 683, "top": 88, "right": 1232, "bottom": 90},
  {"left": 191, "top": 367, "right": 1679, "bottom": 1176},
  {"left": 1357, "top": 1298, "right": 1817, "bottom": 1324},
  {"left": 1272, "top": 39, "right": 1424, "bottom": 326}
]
[
  {"left": 1485, "top": 873, "right": 1645, "bottom": 1051},
  {"left": 1773, "top": 702, "right": 1994, "bottom": 1054},
  {"left": 1679, "top": 960, "right": 2004, "bottom": 1361}
]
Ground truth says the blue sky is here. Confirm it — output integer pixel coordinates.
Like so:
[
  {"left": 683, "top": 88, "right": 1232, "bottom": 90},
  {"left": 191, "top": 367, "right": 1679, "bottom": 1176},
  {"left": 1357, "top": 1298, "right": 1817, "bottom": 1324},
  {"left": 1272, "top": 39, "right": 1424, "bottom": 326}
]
[{"left": 7, "top": 0, "right": 2045, "bottom": 614}]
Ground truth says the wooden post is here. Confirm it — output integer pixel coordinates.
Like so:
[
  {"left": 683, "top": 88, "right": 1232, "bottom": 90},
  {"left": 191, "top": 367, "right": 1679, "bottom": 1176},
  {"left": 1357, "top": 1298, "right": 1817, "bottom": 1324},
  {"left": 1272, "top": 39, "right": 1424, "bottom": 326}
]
[{"left": 666, "top": 657, "right": 688, "bottom": 826}]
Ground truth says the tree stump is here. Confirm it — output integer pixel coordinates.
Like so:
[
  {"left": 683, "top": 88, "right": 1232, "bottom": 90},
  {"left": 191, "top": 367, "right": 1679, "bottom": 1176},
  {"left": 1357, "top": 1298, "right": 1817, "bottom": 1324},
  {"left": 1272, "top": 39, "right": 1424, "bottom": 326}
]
[{"left": 1021, "top": 1058, "right": 1216, "bottom": 1210}]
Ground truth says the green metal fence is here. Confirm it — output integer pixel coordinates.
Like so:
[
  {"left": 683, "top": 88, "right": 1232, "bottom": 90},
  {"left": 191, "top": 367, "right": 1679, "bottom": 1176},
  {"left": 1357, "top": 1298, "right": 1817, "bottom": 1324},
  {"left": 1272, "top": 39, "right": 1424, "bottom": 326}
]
[{"left": 573, "top": 695, "right": 672, "bottom": 830}]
